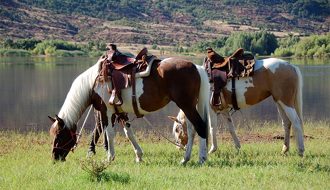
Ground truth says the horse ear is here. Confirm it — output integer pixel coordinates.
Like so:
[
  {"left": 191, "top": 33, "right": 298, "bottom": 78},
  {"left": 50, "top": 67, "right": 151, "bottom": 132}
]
[
  {"left": 55, "top": 114, "right": 65, "bottom": 128},
  {"left": 48, "top": 116, "right": 56, "bottom": 123},
  {"left": 168, "top": 116, "right": 179, "bottom": 123}
]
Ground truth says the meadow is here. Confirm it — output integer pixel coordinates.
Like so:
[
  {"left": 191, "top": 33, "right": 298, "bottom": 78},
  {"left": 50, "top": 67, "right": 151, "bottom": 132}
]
[{"left": 0, "top": 120, "right": 329, "bottom": 189}]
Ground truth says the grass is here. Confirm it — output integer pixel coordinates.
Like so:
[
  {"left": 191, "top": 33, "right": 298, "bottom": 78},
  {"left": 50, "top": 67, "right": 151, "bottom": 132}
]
[
  {"left": 0, "top": 49, "right": 31, "bottom": 56},
  {"left": 0, "top": 121, "right": 329, "bottom": 189}
]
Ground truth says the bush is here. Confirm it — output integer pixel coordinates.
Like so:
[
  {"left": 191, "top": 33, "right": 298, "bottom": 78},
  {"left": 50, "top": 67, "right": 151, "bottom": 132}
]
[
  {"left": 32, "top": 40, "right": 81, "bottom": 55},
  {"left": 70, "top": 50, "right": 88, "bottom": 57},
  {"left": 51, "top": 50, "right": 73, "bottom": 57},
  {"left": 0, "top": 49, "right": 31, "bottom": 56},
  {"left": 87, "top": 51, "right": 104, "bottom": 57},
  {"left": 273, "top": 48, "right": 294, "bottom": 57}
]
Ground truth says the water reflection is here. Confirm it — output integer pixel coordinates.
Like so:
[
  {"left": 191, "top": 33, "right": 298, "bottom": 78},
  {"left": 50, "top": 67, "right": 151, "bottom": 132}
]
[{"left": 0, "top": 56, "right": 329, "bottom": 134}]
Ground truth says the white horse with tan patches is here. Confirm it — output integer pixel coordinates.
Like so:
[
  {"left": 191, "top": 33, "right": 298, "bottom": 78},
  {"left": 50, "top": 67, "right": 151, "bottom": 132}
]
[{"left": 170, "top": 57, "right": 305, "bottom": 156}]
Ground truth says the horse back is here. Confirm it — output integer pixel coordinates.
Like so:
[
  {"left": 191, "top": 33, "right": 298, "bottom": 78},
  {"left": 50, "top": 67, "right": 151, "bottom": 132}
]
[
  {"left": 220, "top": 58, "right": 298, "bottom": 109},
  {"left": 138, "top": 58, "right": 201, "bottom": 111}
]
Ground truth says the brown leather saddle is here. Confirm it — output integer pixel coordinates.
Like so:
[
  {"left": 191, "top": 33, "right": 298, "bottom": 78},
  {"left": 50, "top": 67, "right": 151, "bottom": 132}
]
[
  {"left": 100, "top": 44, "right": 155, "bottom": 118},
  {"left": 204, "top": 47, "right": 255, "bottom": 110}
]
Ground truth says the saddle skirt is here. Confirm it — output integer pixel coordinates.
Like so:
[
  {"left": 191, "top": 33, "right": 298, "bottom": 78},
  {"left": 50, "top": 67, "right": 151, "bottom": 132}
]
[
  {"left": 99, "top": 44, "right": 155, "bottom": 87},
  {"left": 205, "top": 47, "right": 256, "bottom": 110},
  {"left": 205, "top": 47, "right": 255, "bottom": 79}
]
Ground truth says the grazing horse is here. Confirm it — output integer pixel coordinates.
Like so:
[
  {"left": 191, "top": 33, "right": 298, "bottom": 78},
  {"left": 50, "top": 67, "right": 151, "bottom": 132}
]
[
  {"left": 49, "top": 55, "right": 210, "bottom": 164},
  {"left": 170, "top": 58, "right": 305, "bottom": 156}
]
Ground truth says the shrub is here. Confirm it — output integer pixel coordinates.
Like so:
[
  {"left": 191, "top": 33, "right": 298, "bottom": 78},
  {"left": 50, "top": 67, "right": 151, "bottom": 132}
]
[
  {"left": 0, "top": 49, "right": 31, "bottom": 56},
  {"left": 81, "top": 156, "right": 111, "bottom": 181},
  {"left": 51, "top": 50, "right": 72, "bottom": 57}
]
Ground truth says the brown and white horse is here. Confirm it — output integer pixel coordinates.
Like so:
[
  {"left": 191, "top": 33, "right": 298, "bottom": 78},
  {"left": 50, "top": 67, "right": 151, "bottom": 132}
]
[
  {"left": 170, "top": 58, "right": 305, "bottom": 156},
  {"left": 48, "top": 56, "right": 210, "bottom": 164}
]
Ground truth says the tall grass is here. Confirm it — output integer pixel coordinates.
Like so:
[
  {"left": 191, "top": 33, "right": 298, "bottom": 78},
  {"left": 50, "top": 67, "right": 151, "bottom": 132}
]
[
  {"left": 0, "top": 121, "right": 329, "bottom": 189},
  {"left": 0, "top": 49, "right": 31, "bottom": 56},
  {"left": 51, "top": 50, "right": 88, "bottom": 57}
]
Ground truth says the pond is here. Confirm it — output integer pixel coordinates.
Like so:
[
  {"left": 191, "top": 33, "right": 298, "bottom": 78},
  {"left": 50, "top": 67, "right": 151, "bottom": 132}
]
[{"left": 0, "top": 56, "right": 329, "bottom": 134}]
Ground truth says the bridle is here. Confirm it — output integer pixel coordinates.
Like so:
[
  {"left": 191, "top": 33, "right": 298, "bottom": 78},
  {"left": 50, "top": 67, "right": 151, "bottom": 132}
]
[
  {"left": 52, "top": 127, "right": 80, "bottom": 153},
  {"left": 176, "top": 119, "right": 186, "bottom": 139},
  {"left": 174, "top": 118, "right": 187, "bottom": 149}
]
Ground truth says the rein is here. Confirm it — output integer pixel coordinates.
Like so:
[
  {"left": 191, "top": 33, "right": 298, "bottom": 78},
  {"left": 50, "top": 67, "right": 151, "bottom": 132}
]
[
  {"left": 52, "top": 129, "right": 81, "bottom": 153},
  {"left": 72, "top": 106, "right": 93, "bottom": 151},
  {"left": 143, "top": 117, "right": 186, "bottom": 150},
  {"left": 53, "top": 106, "right": 93, "bottom": 153},
  {"left": 92, "top": 110, "right": 106, "bottom": 147}
]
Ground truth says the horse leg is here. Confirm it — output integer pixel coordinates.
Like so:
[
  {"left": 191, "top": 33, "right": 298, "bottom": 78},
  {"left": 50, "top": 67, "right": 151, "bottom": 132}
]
[
  {"left": 106, "top": 112, "right": 115, "bottom": 161},
  {"left": 122, "top": 122, "right": 143, "bottom": 163},
  {"left": 276, "top": 103, "right": 291, "bottom": 154},
  {"left": 220, "top": 109, "right": 241, "bottom": 151},
  {"left": 181, "top": 117, "right": 197, "bottom": 165},
  {"left": 180, "top": 107, "right": 207, "bottom": 164},
  {"left": 276, "top": 101, "right": 305, "bottom": 156},
  {"left": 88, "top": 111, "right": 108, "bottom": 154},
  {"left": 208, "top": 109, "right": 218, "bottom": 154},
  {"left": 198, "top": 136, "right": 208, "bottom": 164}
]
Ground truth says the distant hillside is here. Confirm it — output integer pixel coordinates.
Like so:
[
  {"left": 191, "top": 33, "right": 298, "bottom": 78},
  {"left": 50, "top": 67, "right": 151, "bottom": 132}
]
[{"left": 0, "top": 0, "right": 329, "bottom": 45}]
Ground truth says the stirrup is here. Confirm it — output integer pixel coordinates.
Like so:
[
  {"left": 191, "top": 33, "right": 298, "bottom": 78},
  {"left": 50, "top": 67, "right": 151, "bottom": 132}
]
[
  {"left": 210, "top": 91, "right": 222, "bottom": 106},
  {"left": 87, "top": 146, "right": 96, "bottom": 155},
  {"left": 109, "top": 91, "right": 123, "bottom": 106}
]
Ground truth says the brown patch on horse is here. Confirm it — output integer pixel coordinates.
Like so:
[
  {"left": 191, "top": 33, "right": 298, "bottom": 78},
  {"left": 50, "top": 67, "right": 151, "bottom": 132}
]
[
  {"left": 91, "top": 90, "right": 109, "bottom": 126},
  {"left": 136, "top": 59, "right": 171, "bottom": 112},
  {"left": 244, "top": 64, "right": 297, "bottom": 107},
  {"left": 139, "top": 58, "right": 200, "bottom": 112},
  {"left": 268, "top": 64, "right": 298, "bottom": 107},
  {"left": 243, "top": 66, "right": 272, "bottom": 106},
  {"left": 48, "top": 115, "right": 64, "bottom": 136}
]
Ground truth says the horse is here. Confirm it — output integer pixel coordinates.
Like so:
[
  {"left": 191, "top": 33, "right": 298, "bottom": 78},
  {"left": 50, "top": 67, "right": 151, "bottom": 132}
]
[
  {"left": 48, "top": 55, "right": 210, "bottom": 164},
  {"left": 170, "top": 57, "right": 305, "bottom": 157}
]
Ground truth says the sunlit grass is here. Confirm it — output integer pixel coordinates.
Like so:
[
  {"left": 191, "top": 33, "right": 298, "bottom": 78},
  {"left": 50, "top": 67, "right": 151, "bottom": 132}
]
[{"left": 0, "top": 120, "right": 329, "bottom": 189}]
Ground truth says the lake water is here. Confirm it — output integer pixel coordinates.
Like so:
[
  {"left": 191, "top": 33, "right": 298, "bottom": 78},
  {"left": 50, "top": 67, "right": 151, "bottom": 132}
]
[{"left": 0, "top": 56, "right": 329, "bottom": 134}]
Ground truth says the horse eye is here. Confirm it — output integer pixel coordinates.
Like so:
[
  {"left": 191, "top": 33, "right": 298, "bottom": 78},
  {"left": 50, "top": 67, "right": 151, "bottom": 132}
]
[{"left": 57, "top": 131, "right": 63, "bottom": 138}]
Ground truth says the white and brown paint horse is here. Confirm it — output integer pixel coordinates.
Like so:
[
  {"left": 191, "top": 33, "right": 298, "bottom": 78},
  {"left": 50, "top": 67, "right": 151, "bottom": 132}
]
[
  {"left": 170, "top": 58, "right": 305, "bottom": 156},
  {"left": 48, "top": 56, "right": 210, "bottom": 164}
]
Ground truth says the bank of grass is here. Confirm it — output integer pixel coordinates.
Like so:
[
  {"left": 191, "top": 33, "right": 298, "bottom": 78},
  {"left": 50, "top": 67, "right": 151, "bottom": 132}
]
[
  {"left": 0, "top": 49, "right": 31, "bottom": 56},
  {"left": 51, "top": 50, "right": 104, "bottom": 57},
  {"left": 0, "top": 120, "right": 329, "bottom": 189}
]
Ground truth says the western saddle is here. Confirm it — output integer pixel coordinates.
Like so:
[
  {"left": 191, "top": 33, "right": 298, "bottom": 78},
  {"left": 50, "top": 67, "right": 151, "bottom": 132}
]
[
  {"left": 100, "top": 44, "right": 155, "bottom": 118},
  {"left": 204, "top": 47, "right": 255, "bottom": 110}
]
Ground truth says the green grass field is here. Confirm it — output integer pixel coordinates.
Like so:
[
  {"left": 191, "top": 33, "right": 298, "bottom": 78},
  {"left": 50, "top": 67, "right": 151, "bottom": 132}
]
[{"left": 0, "top": 120, "right": 329, "bottom": 189}]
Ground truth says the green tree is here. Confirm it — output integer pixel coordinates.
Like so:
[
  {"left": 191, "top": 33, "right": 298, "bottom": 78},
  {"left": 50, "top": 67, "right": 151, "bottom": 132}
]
[{"left": 99, "top": 41, "right": 107, "bottom": 51}]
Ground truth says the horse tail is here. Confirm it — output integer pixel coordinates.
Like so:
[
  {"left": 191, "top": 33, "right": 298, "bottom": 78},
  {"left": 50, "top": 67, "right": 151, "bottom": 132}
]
[
  {"left": 195, "top": 64, "right": 211, "bottom": 141},
  {"left": 293, "top": 65, "right": 303, "bottom": 133}
]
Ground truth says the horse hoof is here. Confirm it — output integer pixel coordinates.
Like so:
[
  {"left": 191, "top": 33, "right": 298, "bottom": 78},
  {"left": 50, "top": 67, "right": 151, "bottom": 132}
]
[
  {"left": 298, "top": 150, "right": 304, "bottom": 157},
  {"left": 87, "top": 150, "right": 96, "bottom": 155},
  {"left": 180, "top": 159, "right": 188, "bottom": 165},
  {"left": 198, "top": 157, "right": 207, "bottom": 165},
  {"left": 208, "top": 147, "right": 217, "bottom": 154},
  {"left": 281, "top": 145, "right": 289, "bottom": 154},
  {"left": 107, "top": 155, "right": 115, "bottom": 162}
]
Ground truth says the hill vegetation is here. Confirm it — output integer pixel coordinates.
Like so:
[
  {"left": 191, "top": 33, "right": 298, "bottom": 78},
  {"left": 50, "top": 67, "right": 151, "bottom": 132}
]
[
  {"left": 0, "top": 0, "right": 329, "bottom": 47},
  {"left": 1, "top": 30, "right": 329, "bottom": 57}
]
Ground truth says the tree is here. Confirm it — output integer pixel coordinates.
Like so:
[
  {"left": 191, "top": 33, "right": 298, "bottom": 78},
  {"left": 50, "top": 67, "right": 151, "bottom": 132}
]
[{"left": 99, "top": 41, "right": 107, "bottom": 51}]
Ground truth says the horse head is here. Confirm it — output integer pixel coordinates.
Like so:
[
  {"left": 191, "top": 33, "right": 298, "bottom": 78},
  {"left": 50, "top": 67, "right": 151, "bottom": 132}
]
[
  {"left": 48, "top": 115, "right": 77, "bottom": 161},
  {"left": 168, "top": 110, "right": 188, "bottom": 148}
]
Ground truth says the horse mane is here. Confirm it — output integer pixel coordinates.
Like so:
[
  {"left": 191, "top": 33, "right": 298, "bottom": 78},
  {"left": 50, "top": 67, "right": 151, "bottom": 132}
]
[{"left": 57, "top": 57, "right": 105, "bottom": 129}]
